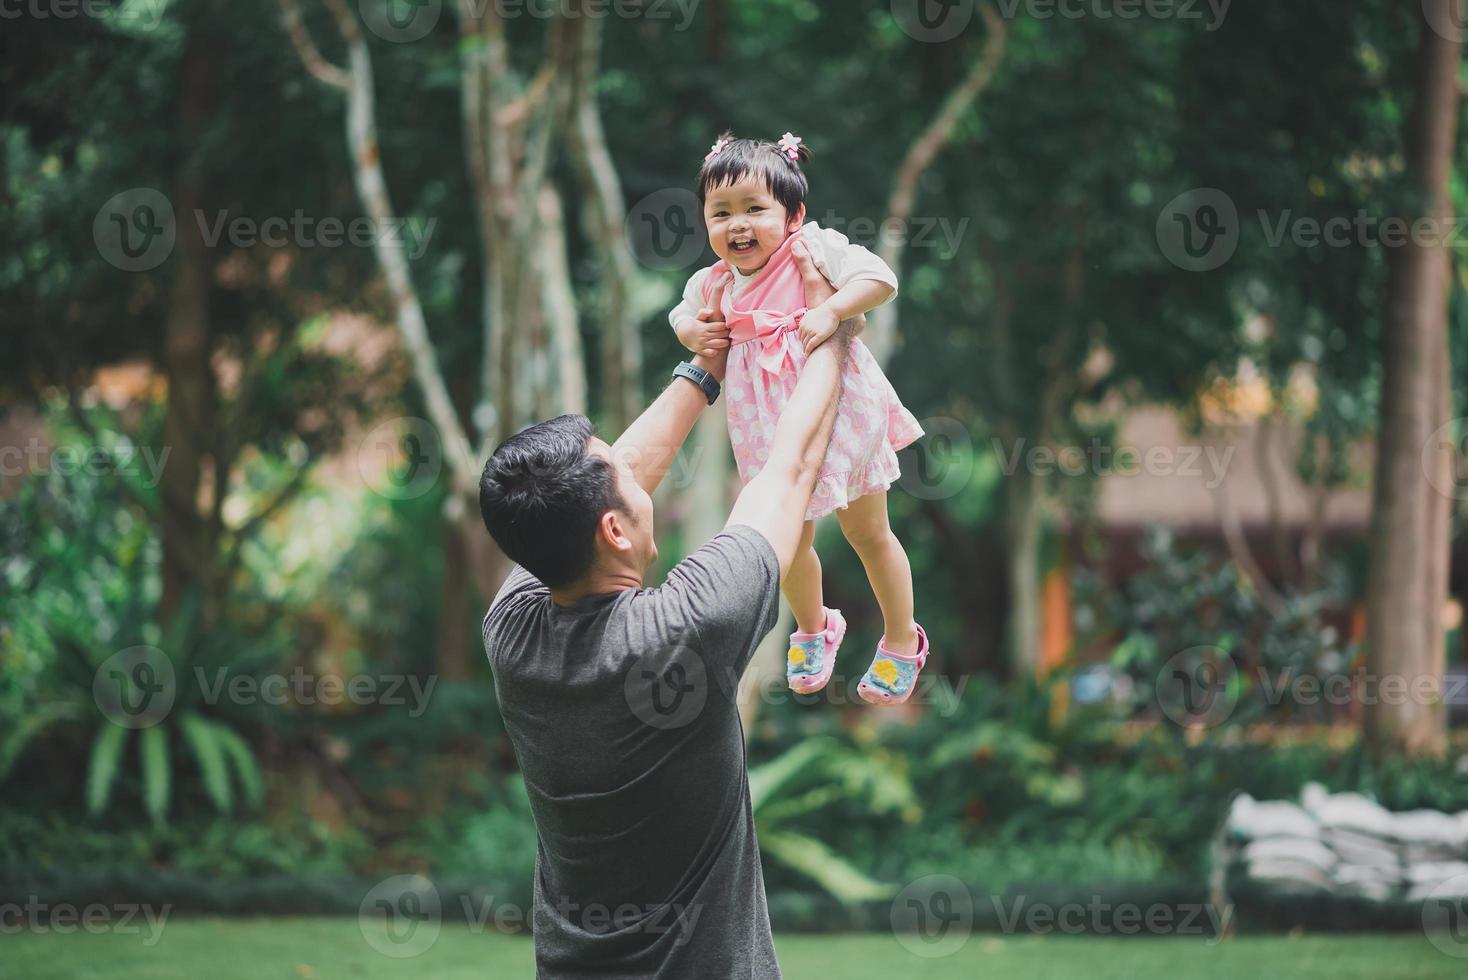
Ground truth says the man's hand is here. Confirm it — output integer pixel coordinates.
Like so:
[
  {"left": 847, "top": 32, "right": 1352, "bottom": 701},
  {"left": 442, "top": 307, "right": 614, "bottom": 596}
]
[
  {"left": 793, "top": 241, "right": 833, "bottom": 308},
  {"left": 675, "top": 274, "right": 733, "bottom": 358}
]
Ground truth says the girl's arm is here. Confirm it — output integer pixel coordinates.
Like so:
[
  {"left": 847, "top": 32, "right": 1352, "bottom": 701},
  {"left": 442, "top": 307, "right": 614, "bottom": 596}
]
[
  {"left": 797, "top": 279, "right": 893, "bottom": 353},
  {"left": 795, "top": 225, "right": 898, "bottom": 352}
]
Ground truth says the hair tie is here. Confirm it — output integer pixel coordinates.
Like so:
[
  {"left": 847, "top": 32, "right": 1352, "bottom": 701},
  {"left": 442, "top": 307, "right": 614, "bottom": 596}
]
[
  {"left": 777, "top": 132, "right": 803, "bottom": 162},
  {"left": 705, "top": 135, "right": 733, "bottom": 162}
]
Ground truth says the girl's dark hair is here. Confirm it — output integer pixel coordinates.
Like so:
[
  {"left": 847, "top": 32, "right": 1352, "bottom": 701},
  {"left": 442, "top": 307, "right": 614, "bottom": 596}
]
[{"left": 696, "top": 131, "right": 813, "bottom": 216}]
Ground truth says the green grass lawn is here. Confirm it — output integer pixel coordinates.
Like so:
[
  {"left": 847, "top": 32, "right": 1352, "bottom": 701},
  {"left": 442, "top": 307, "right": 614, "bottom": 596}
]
[{"left": 4, "top": 917, "right": 1461, "bottom": 979}]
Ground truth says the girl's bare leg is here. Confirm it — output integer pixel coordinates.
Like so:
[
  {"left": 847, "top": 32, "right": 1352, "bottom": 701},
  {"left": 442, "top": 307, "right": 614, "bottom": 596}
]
[
  {"left": 836, "top": 491, "right": 918, "bottom": 655},
  {"left": 782, "top": 519, "right": 826, "bottom": 634}
]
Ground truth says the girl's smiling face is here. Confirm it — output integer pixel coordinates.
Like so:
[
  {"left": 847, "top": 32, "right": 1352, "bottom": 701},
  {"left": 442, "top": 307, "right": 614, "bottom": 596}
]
[{"left": 703, "top": 175, "right": 806, "bottom": 274}]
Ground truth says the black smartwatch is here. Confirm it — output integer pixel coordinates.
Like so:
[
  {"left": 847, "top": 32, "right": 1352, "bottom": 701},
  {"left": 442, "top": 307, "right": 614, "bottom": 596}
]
[{"left": 673, "top": 361, "right": 721, "bottom": 405}]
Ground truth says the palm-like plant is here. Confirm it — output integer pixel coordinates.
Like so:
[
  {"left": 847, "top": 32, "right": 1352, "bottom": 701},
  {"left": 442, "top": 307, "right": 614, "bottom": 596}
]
[
  {"left": 3, "top": 591, "right": 267, "bottom": 826},
  {"left": 750, "top": 737, "right": 917, "bottom": 904}
]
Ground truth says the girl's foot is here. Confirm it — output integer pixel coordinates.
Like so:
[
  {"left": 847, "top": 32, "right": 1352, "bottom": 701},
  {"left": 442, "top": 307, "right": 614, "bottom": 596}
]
[
  {"left": 786, "top": 608, "right": 847, "bottom": 694},
  {"left": 857, "top": 624, "right": 929, "bottom": 706}
]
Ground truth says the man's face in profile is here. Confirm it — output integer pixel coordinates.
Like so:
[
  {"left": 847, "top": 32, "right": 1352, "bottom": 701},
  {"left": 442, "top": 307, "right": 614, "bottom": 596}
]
[{"left": 588, "top": 437, "right": 657, "bottom": 573}]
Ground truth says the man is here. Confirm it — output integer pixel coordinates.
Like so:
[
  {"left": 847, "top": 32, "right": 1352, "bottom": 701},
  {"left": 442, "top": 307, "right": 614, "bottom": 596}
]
[{"left": 478, "top": 242, "right": 858, "bottom": 978}]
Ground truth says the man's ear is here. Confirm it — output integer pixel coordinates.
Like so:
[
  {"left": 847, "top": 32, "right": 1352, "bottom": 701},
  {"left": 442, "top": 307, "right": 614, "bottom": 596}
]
[
  {"left": 786, "top": 203, "right": 806, "bottom": 234},
  {"left": 598, "top": 510, "right": 633, "bottom": 554}
]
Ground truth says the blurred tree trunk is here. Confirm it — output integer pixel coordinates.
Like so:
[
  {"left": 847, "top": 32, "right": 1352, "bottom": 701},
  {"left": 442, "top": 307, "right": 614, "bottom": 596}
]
[
  {"left": 565, "top": 11, "right": 641, "bottom": 430},
  {"left": 455, "top": 2, "right": 582, "bottom": 441},
  {"left": 1003, "top": 465, "right": 1042, "bottom": 676},
  {"left": 281, "top": 0, "right": 604, "bottom": 628},
  {"left": 160, "top": 4, "right": 217, "bottom": 628},
  {"left": 1364, "top": 1, "right": 1460, "bottom": 759},
  {"left": 436, "top": 517, "right": 474, "bottom": 682},
  {"left": 538, "top": 186, "right": 588, "bottom": 417}
]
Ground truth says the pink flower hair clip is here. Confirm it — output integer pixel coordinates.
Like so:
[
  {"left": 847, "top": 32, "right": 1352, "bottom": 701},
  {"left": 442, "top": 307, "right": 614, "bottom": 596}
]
[
  {"left": 705, "top": 135, "right": 733, "bottom": 162},
  {"left": 777, "top": 132, "right": 803, "bottom": 162}
]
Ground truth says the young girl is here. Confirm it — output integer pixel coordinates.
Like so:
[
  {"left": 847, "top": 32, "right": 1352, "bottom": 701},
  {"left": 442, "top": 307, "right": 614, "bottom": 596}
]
[{"left": 669, "top": 131, "right": 930, "bottom": 706}]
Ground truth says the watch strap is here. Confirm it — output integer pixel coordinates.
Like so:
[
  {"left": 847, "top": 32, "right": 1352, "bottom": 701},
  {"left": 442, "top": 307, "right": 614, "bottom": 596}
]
[{"left": 673, "top": 361, "right": 720, "bottom": 405}]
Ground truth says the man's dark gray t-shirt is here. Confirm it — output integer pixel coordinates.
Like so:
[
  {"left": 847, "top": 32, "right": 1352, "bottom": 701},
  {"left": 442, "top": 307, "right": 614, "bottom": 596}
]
[{"left": 482, "top": 524, "right": 783, "bottom": 979}]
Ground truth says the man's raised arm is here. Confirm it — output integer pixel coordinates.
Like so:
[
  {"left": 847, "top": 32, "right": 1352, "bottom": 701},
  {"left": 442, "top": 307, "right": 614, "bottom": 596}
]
[
  {"left": 611, "top": 277, "right": 732, "bottom": 495},
  {"left": 726, "top": 241, "right": 858, "bottom": 579}
]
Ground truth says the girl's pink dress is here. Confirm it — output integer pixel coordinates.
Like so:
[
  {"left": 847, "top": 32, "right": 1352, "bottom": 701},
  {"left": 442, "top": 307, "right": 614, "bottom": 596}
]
[{"left": 707, "top": 230, "right": 924, "bottom": 521}]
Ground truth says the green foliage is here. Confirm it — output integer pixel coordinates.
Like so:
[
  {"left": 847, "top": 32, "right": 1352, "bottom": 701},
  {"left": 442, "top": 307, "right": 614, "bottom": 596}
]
[
  {"left": 1078, "top": 525, "right": 1354, "bottom": 728},
  {"left": 0, "top": 805, "right": 371, "bottom": 879},
  {"left": 411, "top": 778, "right": 538, "bottom": 908},
  {"left": 139, "top": 723, "right": 170, "bottom": 825},
  {"left": 86, "top": 723, "right": 128, "bottom": 817},
  {"left": 750, "top": 738, "right": 916, "bottom": 904},
  {"left": 212, "top": 723, "right": 264, "bottom": 811},
  {"left": 0, "top": 411, "right": 270, "bottom": 822},
  {"left": 179, "top": 713, "right": 233, "bottom": 814}
]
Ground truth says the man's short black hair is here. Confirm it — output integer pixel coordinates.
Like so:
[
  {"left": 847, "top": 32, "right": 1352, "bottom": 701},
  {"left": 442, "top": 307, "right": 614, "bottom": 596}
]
[{"left": 478, "top": 414, "right": 624, "bottom": 589}]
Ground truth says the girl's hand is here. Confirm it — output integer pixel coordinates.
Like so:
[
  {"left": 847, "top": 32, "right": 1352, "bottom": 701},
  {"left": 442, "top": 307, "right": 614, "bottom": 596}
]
[
  {"left": 675, "top": 274, "right": 733, "bottom": 358},
  {"left": 676, "top": 314, "right": 730, "bottom": 358},
  {"left": 798, "top": 303, "right": 840, "bottom": 354}
]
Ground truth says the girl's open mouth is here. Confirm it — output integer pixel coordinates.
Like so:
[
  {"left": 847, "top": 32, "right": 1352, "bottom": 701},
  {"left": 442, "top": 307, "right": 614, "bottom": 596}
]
[{"left": 730, "top": 238, "right": 757, "bottom": 255}]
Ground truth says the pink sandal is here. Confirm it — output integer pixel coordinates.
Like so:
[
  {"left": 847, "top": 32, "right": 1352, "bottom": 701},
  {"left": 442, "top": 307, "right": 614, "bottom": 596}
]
[
  {"left": 857, "top": 625, "right": 930, "bottom": 706},
  {"left": 786, "top": 608, "right": 847, "bottom": 694}
]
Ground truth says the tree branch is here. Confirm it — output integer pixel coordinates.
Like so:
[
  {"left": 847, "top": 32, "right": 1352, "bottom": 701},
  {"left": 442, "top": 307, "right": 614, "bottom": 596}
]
[
  {"left": 222, "top": 462, "right": 314, "bottom": 577},
  {"left": 871, "top": 2, "right": 1008, "bottom": 366},
  {"left": 277, "top": 0, "right": 349, "bottom": 90},
  {"left": 280, "top": 0, "right": 478, "bottom": 495}
]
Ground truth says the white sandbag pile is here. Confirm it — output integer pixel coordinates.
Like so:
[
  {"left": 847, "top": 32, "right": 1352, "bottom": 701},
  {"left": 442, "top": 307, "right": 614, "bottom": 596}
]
[{"left": 1224, "top": 783, "right": 1468, "bottom": 903}]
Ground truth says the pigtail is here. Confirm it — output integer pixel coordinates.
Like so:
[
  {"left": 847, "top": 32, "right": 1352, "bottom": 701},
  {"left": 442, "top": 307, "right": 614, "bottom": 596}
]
[
  {"left": 776, "top": 132, "right": 810, "bottom": 168},
  {"left": 704, "top": 131, "right": 736, "bottom": 162}
]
